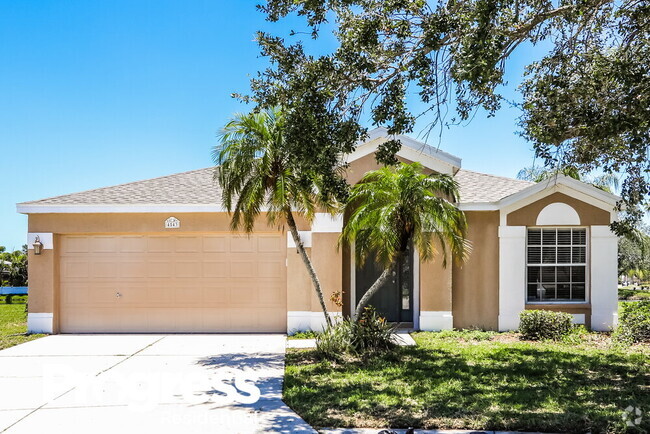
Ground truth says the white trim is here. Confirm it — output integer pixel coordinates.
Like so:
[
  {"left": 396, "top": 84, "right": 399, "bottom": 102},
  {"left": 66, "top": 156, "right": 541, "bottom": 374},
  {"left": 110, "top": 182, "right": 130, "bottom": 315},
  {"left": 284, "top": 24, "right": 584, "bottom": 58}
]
[
  {"left": 28, "top": 313, "right": 53, "bottom": 334},
  {"left": 17, "top": 204, "right": 228, "bottom": 214},
  {"left": 312, "top": 213, "right": 343, "bottom": 233},
  {"left": 27, "top": 233, "right": 53, "bottom": 250},
  {"left": 590, "top": 225, "right": 619, "bottom": 331},
  {"left": 571, "top": 314, "right": 586, "bottom": 325},
  {"left": 344, "top": 127, "right": 462, "bottom": 175},
  {"left": 536, "top": 203, "right": 581, "bottom": 225},
  {"left": 413, "top": 248, "right": 420, "bottom": 330},
  {"left": 419, "top": 311, "right": 453, "bottom": 331},
  {"left": 287, "top": 311, "right": 343, "bottom": 333},
  {"left": 458, "top": 202, "right": 500, "bottom": 211},
  {"left": 499, "top": 183, "right": 618, "bottom": 226},
  {"left": 500, "top": 175, "right": 618, "bottom": 209},
  {"left": 287, "top": 231, "right": 312, "bottom": 248},
  {"left": 498, "top": 225, "right": 527, "bottom": 331}
]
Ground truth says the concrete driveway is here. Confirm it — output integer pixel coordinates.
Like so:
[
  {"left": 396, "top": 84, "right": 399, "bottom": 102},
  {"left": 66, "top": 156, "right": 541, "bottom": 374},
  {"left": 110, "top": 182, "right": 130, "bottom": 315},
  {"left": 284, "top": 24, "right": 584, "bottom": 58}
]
[{"left": 0, "top": 334, "right": 314, "bottom": 433}]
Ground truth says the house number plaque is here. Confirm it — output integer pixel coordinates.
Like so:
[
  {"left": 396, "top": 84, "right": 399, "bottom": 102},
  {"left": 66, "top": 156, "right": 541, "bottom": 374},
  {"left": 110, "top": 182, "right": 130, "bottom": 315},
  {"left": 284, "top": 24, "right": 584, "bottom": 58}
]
[{"left": 165, "top": 217, "right": 181, "bottom": 229}]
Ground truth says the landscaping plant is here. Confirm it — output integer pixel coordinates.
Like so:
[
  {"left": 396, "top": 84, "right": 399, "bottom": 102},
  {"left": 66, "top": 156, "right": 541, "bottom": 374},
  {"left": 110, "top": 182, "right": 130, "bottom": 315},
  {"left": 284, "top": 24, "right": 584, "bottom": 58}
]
[
  {"left": 519, "top": 310, "right": 573, "bottom": 341},
  {"left": 614, "top": 300, "right": 650, "bottom": 344},
  {"left": 316, "top": 306, "right": 396, "bottom": 361}
]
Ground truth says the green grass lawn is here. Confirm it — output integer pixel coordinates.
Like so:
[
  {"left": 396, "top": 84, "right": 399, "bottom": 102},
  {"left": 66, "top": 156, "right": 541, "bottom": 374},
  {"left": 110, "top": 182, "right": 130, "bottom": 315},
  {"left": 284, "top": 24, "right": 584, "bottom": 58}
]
[
  {"left": 0, "top": 297, "right": 44, "bottom": 350},
  {"left": 284, "top": 330, "right": 650, "bottom": 433}
]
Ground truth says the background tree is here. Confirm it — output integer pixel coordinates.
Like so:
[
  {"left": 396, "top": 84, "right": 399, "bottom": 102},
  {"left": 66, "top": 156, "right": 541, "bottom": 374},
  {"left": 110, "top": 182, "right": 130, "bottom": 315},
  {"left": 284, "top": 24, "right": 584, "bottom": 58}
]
[
  {"left": 0, "top": 247, "right": 28, "bottom": 287},
  {"left": 214, "top": 108, "right": 338, "bottom": 327},
  {"left": 619, "top": 226, "right": 650, "bottom": 284},
  {"left": 340, "top": 163, "right": 469, "bottom": 319},
  {"left": 246, "top": 0, "right": 648, "bottom": 234}
]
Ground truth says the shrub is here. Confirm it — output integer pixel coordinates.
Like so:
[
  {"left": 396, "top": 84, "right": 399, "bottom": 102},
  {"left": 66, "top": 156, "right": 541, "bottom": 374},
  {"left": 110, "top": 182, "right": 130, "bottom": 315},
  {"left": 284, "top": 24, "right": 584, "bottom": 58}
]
[
  {"left": 614, "top": 300, "right": 650, "bottom": 344},
  {"left": 315, "top": 306, "right": 397, "bottom": 360},
  {"left": 519, "top": 310, "right": 573, "bottom": 341},
  {"left": 288, "top": 330, "right": 319, "bottom": 339}
]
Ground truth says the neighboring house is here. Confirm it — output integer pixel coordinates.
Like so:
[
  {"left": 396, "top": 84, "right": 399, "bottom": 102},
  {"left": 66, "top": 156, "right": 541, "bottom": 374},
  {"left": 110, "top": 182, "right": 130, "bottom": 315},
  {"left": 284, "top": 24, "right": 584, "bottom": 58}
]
[{"left": 17, "top": 128, "right": 619, "bottom": 334}]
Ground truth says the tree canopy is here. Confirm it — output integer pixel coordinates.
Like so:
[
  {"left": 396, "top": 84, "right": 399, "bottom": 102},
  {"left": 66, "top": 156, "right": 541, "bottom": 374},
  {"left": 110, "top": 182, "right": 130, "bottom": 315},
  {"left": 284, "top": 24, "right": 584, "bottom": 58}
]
[{"left": 246, "top": 0, "right": 649, "bottom": 234}]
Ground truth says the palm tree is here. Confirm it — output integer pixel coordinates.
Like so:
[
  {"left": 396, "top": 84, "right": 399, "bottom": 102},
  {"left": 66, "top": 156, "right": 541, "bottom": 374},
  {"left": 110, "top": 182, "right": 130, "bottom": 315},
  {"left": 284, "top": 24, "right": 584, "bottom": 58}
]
[
  {"left": 340, "top": 162, "right": 470, "bottom": 319},
  {"left": 214, "top": 108, "right": 337, "bottom": 328},
  {"left": 4, "top": 250, "right": 27, "bottom": 287},
  {"left": 517, "top": 165, "right": 619, "bottom": 193}
]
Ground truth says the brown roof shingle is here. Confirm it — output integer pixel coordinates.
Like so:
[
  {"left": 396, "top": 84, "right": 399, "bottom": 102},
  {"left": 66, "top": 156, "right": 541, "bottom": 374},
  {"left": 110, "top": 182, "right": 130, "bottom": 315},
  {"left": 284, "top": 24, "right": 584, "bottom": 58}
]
[
  {"left": 455, "top": 169, "right": 534, "bottom": 203},
  {"left": 19, "top": 167, "right": 534, "bottom": 207}
]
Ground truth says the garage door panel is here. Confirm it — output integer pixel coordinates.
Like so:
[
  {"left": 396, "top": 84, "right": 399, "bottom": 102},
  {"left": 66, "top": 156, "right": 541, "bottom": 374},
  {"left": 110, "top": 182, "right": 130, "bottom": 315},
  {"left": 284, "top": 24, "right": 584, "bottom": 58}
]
[
  {"left": 202, "top": 261, "right": 229, "bottom": 278},
  {"left": 62, "top": 260, "right": 90, "bottom": 279},
  {"left": 230, "top": 236, "right": 256, "bottom": 252},
  {"left": 147, "top": 260, "right": 173, "bottom": 278},
  {"left": 258, "top": 261, "right": 283, "bottom": 278},
  {"left": 62, "top": 236, "right": 90, "bottom": 254},
  {"left": 119, "top": 261, "right": 147, "bottom": 278},
  {"left": 175, "top": 236, "right": 202, "bottom": 253},
  {"left": 202, "top": 235, "right": 229, "bottom": 252},
  {"left": 90, "top": 236, "right": 120, "bottom": 253},
  {"left": 59, "top": 233, "right": 287, "bottom": 333},
  {"left": 258, "top": 235, "right": 283, "bottom": 252},
  {"left": 119, "top": 236, "right": 147, "bottom": 253},
  {"left": 147, "top": 236, "right": 174, "bottom": 253}
]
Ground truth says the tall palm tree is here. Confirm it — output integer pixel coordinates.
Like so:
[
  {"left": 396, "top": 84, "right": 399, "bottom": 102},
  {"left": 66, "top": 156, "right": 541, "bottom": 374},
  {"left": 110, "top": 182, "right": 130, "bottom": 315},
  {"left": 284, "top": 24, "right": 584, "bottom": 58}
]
[
  {"left": 214, "top": 108, "right": 337, "bottom": 327},
  {"left": 517, "top": 165, "right": 619, "bottom": 193},
  {"left": 341, "top": 162, "right": 470, "bottom": 319}
]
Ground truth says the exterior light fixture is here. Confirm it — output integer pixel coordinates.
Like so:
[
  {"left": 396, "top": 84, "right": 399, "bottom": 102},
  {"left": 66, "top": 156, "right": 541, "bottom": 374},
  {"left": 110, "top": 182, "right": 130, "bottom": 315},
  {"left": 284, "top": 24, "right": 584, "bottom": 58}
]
[{"left": 33, "top": 236, "right": 43, "bottom": 255}]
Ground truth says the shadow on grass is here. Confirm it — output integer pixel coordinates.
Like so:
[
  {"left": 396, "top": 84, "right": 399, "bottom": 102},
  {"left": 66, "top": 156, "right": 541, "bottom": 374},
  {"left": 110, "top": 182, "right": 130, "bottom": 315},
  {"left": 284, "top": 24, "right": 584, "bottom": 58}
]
[{"left": 284, "top": 342, "right": 649, "bottom": 432}]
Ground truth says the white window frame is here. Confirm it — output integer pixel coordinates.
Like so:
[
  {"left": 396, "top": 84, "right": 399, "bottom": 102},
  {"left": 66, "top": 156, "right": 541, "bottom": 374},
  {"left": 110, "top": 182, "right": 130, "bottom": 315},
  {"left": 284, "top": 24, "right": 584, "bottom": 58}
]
[{"left": 525, "top": 226, "right": 590, "bottom": 304}]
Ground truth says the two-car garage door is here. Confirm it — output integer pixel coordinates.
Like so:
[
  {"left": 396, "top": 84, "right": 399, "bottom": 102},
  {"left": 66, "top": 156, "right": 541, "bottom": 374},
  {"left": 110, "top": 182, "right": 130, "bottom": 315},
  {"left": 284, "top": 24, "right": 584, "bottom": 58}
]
[{"left": 59, "top": 233, "right": 287, "bottom": 333}]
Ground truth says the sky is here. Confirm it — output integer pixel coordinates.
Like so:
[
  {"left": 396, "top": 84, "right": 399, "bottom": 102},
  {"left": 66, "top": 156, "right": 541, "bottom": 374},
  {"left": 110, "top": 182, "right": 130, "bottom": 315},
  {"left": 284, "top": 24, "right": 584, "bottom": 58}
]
[{"left": 0, "top": 0, "right": 545, "bottom": 250}]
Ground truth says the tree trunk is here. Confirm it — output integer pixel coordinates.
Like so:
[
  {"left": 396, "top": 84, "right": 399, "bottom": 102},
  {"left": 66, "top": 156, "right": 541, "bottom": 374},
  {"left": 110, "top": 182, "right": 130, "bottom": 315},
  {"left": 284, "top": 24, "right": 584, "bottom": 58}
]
[
  {"left": 353, "top": 261, "right": 397, "bottom": 320},
  {"left": 285, "top": 211, "right": 333, "bottom": 328}
]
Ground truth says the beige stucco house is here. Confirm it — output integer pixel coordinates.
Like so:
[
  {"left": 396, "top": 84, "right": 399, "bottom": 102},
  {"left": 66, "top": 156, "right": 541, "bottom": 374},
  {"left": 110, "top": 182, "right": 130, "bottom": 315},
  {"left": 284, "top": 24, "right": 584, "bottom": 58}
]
[{"left": 18, "top": 128, "right": 619, "bottom": 334}]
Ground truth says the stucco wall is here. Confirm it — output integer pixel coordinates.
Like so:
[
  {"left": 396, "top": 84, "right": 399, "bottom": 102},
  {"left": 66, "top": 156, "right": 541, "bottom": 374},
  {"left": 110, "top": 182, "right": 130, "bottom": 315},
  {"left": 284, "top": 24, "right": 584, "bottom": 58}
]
[
  {"left": 452, "top": 211, "right": 500, "bottom": 330},
  {"left": 310, "top": 232, "right": 343, "bottom": 312},
  {"left": 420, "top": 250, "right": 452, "bottom": 312},
  {"left": 287, "top": 247, "right": 313, "bottom": 311},
  {"left": 507, "top": 192, "right": 610, "bottom": 226},
  {"left": 28, "top": 212, "right": 310, "bottom": 234},
  {"left": 27, "top": 247, "right": 56, "bottom": 314},
  {"left": 344, "top": 153, "right": 425, "bottom": 185}
]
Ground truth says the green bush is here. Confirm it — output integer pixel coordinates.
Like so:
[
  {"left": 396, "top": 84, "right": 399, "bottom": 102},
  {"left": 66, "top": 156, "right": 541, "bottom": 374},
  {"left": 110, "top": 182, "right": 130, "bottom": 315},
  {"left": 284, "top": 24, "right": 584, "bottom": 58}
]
[
  {"left": 614, "top": 300, "right": 650, "bottom": 344},
  {"left": 315, "top": 306, "right": 397, "bottom": 360},
  {"left": 287, "top": 330, "right": 319, "bottom": 339},
  {"left": 519, "top": 310, "right": 573, "bottom": 341}
]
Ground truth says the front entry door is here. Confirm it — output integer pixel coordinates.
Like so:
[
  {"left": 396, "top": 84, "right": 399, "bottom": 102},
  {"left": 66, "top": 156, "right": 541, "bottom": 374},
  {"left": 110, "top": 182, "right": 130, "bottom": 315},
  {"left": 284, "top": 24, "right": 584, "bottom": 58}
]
[{"left": 355, "top": 246, "right": 414, "bottom": 323}]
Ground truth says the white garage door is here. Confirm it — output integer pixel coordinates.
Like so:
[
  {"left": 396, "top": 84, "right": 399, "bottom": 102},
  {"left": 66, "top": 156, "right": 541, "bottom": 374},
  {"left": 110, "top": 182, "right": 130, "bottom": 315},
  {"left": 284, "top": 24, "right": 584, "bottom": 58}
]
[{"left": 59, "top": 233, "right": 287, "bottom": 333}]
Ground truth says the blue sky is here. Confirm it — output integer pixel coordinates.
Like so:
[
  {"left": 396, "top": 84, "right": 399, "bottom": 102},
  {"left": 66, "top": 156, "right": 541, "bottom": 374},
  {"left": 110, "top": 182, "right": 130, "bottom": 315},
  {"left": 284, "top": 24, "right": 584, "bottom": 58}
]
[{"left": 1, "top": 0, "right": 543, "bottom": 250}]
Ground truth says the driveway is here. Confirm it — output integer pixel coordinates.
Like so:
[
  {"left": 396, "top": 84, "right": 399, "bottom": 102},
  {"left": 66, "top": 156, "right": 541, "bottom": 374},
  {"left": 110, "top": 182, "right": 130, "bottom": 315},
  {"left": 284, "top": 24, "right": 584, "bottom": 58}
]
[{"left": 0, "top": 334, "right": 314, "bottom": 433}]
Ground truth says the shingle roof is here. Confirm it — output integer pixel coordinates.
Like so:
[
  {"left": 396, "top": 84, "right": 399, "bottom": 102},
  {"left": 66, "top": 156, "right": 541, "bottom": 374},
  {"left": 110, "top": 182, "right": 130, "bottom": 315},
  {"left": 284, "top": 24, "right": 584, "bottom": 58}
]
[
  {"left": 20, "top": 168, "right": 222, "bottom": 206},
  {"left": 19, "top": 166, "right": 533, "bottom": 207},
  {"left": 455, "top": 169, "right": 534, "bottom": 203}
]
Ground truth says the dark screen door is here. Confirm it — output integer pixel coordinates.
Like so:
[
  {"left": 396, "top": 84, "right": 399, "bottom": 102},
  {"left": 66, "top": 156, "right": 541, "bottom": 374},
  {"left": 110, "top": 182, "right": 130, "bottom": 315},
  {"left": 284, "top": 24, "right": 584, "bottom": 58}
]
[{"left": 355, "top": 246, "right": 414, "bottom": 322}]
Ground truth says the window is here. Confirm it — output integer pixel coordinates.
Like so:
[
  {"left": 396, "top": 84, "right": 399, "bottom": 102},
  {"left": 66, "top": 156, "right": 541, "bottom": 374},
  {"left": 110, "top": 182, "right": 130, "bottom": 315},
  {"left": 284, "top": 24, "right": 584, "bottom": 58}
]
[{"left": 527, "top": 228, "right": 587, "bottom": 302}]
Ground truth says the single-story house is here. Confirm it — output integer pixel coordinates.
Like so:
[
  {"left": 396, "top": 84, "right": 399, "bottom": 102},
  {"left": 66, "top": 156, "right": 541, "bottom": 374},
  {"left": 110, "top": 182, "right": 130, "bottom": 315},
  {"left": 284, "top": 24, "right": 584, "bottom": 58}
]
[{"left": 17, "top": 128, "right": 619, "bottom": 334}]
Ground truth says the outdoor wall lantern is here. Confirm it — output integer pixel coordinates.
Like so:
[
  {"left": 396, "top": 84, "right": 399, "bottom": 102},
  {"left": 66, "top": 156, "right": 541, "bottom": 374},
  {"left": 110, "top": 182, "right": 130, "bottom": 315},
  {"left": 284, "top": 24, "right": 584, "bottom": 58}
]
[{"left": 32, "top": 236, "right": 43, "bottom": 255}]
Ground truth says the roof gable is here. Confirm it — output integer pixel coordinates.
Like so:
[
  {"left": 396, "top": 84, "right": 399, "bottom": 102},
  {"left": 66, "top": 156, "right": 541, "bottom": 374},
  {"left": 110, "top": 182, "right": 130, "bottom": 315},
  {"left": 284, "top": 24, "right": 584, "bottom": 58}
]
[{"left": 345, "top": 127, "right": 462, "bottom": 175}]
